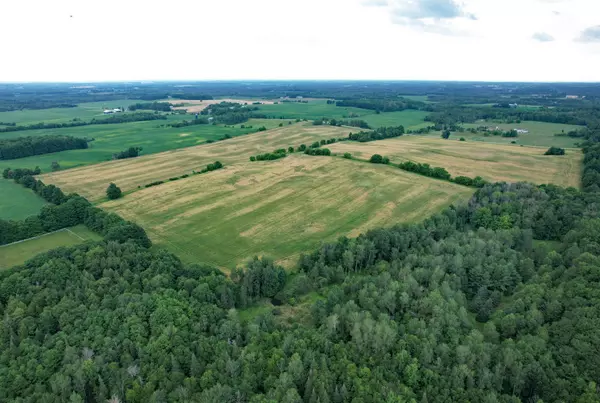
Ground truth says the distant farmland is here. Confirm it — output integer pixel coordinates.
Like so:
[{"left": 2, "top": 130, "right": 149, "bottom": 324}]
[
  {"left": 41, "top": 123, "right": 353, "bottom": 201},
  {"left": 329, "top": 136, "right": 582, "bottom": 188},
  {"left": 100, "top": 155, "right": 473, "bottom": 270}
]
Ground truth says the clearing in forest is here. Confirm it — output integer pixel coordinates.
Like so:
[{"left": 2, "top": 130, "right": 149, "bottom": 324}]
[
  {"left": 100, "top": 154, "right": 473, "bottom": 270},
  {"left": 40, "top": 123, "right": 352, "bottom": 201},
  {"left": 169, "top": 99, "right": 275, "bottom": 113},
  {"left": 0, "top": 225, "right": 102, "bottom": 269},
  {"left": 328, "top": 136, "right": 582, "bottom": 188}
]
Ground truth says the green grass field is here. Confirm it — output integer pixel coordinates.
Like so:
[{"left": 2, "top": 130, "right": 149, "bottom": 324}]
[
  {"left": 419, "top": 121, "right": 583, "bottom": 148},
  {"left": 0, "top": 179, "right": 49, "bottom": 220},
  {"left": 100, "top": 155, "right": 473, "bottom": 270},
  {"left": 0, "top": 225, "right": 102, "bottom": 269},
  {"left": 0, "top": 99, "right": 147, "bottom": 125},
  {"left": 255, "top": 99, "right": 373, "bottom": 120},
  {"left": 361, "top": 110, "right": 430, "bottom": 129},
  {"left": 0, "top": 117, "right": 289, "bottom": 172}
]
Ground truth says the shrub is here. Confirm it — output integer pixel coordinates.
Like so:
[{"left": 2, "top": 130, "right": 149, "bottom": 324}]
[
  {"left": 460, "top": 137, "right": 466, "bottom": 141},
  {"left": 343, "top": 152, "right": 352, "bottom": 159},
  {"left": 545, "top": 146, "right": 566, "bottom": 155},
  {"left": 106, "top": 183, "right": 122, "bottom": 200},
  {"left": 370, "top": 154, "right": 384, "bottom": 164}
]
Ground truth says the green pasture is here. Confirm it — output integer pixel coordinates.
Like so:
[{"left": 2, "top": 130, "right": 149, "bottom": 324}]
[
  {"left": 361, "top": 110, "right": 430, "bottom": 129},
  {"left": 0, "top": 99, "right": 147, "bottom": 125},
  {"left": 255, "top": 99, "right": 373, "bottom": 120},
  {"left": 0, "top": 117, "right": 288, "bottom": 172},
  {"left": 0, "top": 179, "right": 49, "bottom": 220},
  {"left": 0, "top": 225, "right": 102, "bottom": 269},
  {"left": 416, "top": 121, "right": 584, "bottom": 148}
]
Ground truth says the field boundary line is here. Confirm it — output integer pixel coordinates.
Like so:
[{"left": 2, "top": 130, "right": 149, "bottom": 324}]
[
  {"left": 65, "top": 228, "right": 86, "bottom": 241},
  {"left": 0, "top": 228, "right": 68, "bottom": 248}
]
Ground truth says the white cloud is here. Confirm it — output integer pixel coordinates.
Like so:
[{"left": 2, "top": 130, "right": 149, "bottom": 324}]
[
  {"left": 577, "top": 25, "right": 600, "bottom": 42},
  {"left": 532, "top": 32, "right": 555, "bottom": 42},
  {"left": 0, "top": 0, "right": 599, "bottom": 82}
]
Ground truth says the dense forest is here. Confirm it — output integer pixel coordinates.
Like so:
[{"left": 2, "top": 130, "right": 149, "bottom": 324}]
[
  {"left": 349, "top": 126, "right": 405, "bottom": 142},
  {"left": 0, "top": 135, "right": 88, "bottom": 160},
  {"left": 128, "top": 102, "right": 172, "bottom": 112}
]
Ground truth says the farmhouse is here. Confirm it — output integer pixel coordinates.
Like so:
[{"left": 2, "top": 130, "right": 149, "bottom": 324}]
[
  {"left": 515, "top": 128, "right": 529, "bottom": 134},
  {"left": 103, "top": 108, "right": 122, "bottom": 114}
]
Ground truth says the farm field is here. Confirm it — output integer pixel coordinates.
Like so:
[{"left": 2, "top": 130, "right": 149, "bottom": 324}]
[
  {"left": 451, "top": 121, "right": 583, "bottom": 148},
  {"left": 100, "top": 154, "right": 473, "bottom": 270},
  {"left": 40, "top": 123, "right": 353, "bottom": 201},
  {"left": 0, "top": 99, "right": 146, "bottom": 125},
  {"left": 0, "top": 179, "right": 49, "bottom": 220},
  {"left": 0, "top": 225, "right": 102, "bottom": 269},
  {"left": 0, "top": 117, "right": 289, "bottom": 172},
  {"left": 254, "top": 99, "right": 373, "bottom": 120},
  {"left": 360, "top": 110, "right": 430, "bottom": 129},
  {"left": 168, "top": 98, "right": 276, "bottom": 113},
  {"left": 328, "top": 136, "right": 582, "bottom": 188}
]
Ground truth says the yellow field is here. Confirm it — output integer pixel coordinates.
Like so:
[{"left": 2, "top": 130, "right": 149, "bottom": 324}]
[
  {"left": 41, "top": 123, "right": 352, "bottom": 201},
  {"left": 328, "top": 136, "right": 582, "bottom": 188},
  {"left": 100, "top": 155, "right": 473, "bottom": 270}
]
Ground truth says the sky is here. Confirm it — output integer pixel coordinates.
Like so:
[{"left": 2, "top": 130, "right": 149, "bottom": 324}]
[{"left": 1, "top": 0, "right": 600, "bottom": 82}]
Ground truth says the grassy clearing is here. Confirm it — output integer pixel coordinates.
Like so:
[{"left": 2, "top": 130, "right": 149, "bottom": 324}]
[
  {"left": 328, "top": 136, "right": 582, "bottom": 188},
  {"left": 41, "top": 123, "right": 353, "bottom": 201},
  {"left": 0, "top": 225, "right": 102, "bottom": 269},
  {"left": 100, "top": 154, "right": 473, "bottom": 270},
  {"left": 0, "top": 179, "right": 49, "bottom": 220},
  {"left": 0, "top": 117, "right": 288, "bottom": 173},
  {"left": 360, "top": 110, "right": 429, "bottom": 129},
  {"left": 436, "top": 121, "right": 584, "bottom": 148},
  {"left": 255, "top": 99, "right": 372, "bottom": 120}
]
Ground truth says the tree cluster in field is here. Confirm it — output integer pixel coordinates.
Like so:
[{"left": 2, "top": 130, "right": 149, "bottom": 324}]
[
  {"left": 141, "top": 161, "right": 224, "bottom": 188},
  {"left": 113, "top": 147, "right": 142, "bottom": 160},
  {"left": 250, "top": 149, "right": 288, "bottom": 161},
  {"left": 0, "top": 112, "right": 167, "bottom": 133},
  {"left": 2, "top": 177, "right": 600, "bottom": 402},
  {"left": 168, "top": 117, "right": 209, "bottom": 128},
  {"left": 250, "top": 137, "right": 344, "bottom": 162},
  {"left": 128, "top": 102, "right": 172, "bottom": 112},
  {"left": 349, "top": 125, "right": 405, "bottom": 142},
  {"left": 200, "top": 102, "right": 264, "bottom": 125},
  {"left": 106, "top": 183, "right": 122, "bottom": 200},
  {"left": 3, "top": 167, "right": 68, "bottom": 205},
  {"left": 545, "top": 146, "right": 566, "bottom": 155},
  {"left": 0, "top": 121, "right": 16, "bottom": 126},
  {"left": 335, "top": 98, "right": 426, "bottom": 112},
  {"left": 312, "top": 118, "right": 370, "bottom": 129},
  {"left": 304, "top": 148, "right": 331, "bottom": 156},
  {"left": 0, "top": 177, "right": 150, "bottom": 247},
  {"left": 0, "top": 135, "right": 89, "bottom": 160}
]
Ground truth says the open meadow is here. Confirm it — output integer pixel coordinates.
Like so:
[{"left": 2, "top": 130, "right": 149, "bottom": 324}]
[
  {"left": 100, "top": 154, "right": 473, "bottom": 270},
  {"left": 0, "top": 225, "right": 102, "bottom": 269},
  {"left": 454, "top": 121, "right": 584, "bottom": 148},
  {"left": 328, "top": 136, "right": 582, "bottom": 188},
  {"left": 0, "top": 179, "right": 49, "bottom": 220},
  {"left": 40, "top": 123, "right": 353, "bottom": 201},
  {"left": 254, "top": 99, "right": 373, "bottom": 120},
  {"left": 0, "top": 116, "right": 289, "bottom": 172},
  {"left": 360, "top": 110, "right": 430, "bottom": 129}
]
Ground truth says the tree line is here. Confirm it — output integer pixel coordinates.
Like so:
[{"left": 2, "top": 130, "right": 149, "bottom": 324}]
[
  {"left": 113, "top": 147, "right": 142, "bottom": 160},
  {"left": 313, "top": 118, "right": 370, "bottom": 129},
  {"left": 349, "top": 125, "right": 405, "bottom": 142},
  {"left": 141, "top": 161, "right": 224, "bottom": 188},
  {"left": 128, "top": 102, "right": 172, "bottom": 112},
  {"left": 0, "top": 135, "right": 89, "bottom": 160},
  {"left": 335, "top": 98, "right": 427, "bottom": 113}
]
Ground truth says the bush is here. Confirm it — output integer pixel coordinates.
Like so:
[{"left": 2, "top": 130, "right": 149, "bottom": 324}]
[
  {"left": 106, "top": 183, "right": 122, "bottom": 200},
  {"left": 460, "top": 137, "right": 466, "bottom": 141},
  {"left": 545, "top": 146, "right": 566, "bottom": 155},
  {"left": 370, "top": 154, "right": 384, "bottom": 164},
  {"left": 343, "top": 152, "right": 352, "bottom": 159}
]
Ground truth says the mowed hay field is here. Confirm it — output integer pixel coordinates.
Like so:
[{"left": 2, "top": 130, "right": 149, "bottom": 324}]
[
  {"left": 329, "top": 137, "right": 582, "bottom": 188},
  {"left": 100, "top": 155, "right": 473, "bottom": 270},
  {"left": 40, "top": 123, "right": 352, "bottom": 201}
]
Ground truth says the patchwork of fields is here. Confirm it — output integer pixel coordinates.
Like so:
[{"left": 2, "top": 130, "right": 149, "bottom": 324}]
[
  {"left": 328, "top": 136, "right": 582, "bottom": 188},
  {"left": 100, "top": 155, "right": 473, "bottom": 270},
  {"left": 40, "top": 123, "right": 352, "bottom": 201}
]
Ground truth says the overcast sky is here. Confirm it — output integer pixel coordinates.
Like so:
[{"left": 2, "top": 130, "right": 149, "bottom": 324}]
[{"left": 1, "top": 0, "right": 600, "bottom": 82}]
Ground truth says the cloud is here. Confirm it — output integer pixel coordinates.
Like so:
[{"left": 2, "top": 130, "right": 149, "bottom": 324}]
[
  {"left": 532, "top": 32, "right": 555, "bottom": 42},
  {"left": 576, "top": 25, "right": 600, "bottom": 43},
  {"left": 362, "top": 0, "right": 388, "bottom": 6},
  {"left": 391, "top": 0, "right": 472, "bottom": 20},
  {"left": 387, "top": 0, "right": 476, "bottom": 35}
]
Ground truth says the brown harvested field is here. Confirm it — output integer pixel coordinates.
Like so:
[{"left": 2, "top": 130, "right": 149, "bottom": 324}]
[
  {"left": 329, "top": 136, "right": 582, "bottom": 188},
  {"left": 169, "top": 99, "right": 275, "bottom": 113},
  {"left": 40, "top": 123, "right": 352, "bottom": 201},
  {"left": 100, "top": 154, "right": 473, "bottom": 270}
]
